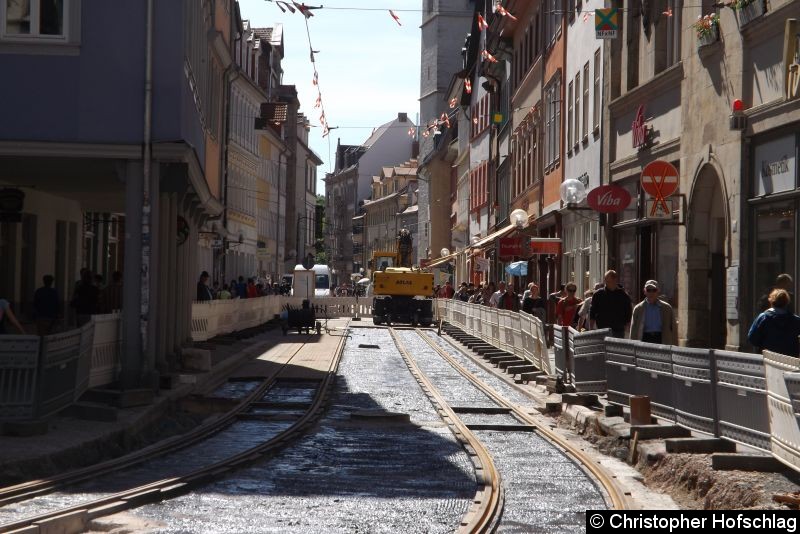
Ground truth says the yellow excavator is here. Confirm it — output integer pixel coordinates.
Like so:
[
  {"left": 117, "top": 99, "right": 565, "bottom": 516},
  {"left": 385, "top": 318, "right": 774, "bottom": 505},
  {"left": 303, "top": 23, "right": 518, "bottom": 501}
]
[{"left": 371, "top": 229, "right": 434, "bottom": 326}]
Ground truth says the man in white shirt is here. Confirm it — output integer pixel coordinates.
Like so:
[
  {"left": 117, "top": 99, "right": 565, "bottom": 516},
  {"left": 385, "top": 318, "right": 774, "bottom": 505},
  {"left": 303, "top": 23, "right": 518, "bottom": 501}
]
[{"left": 489, "top": 280, "right": 506, "bottom": 308}]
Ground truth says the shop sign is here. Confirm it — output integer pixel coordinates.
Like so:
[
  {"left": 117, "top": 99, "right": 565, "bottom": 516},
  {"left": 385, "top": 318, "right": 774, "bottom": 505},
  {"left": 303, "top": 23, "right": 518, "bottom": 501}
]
[
  {"left": 211, "top": 239, "right": 224, "bottom": 249},
  {"left": 641, "top": 160, "right": 679, "bottom": 217},
  {"left": 595, "top": 8, "right": 619, "bottom": 39},
  {"left": 587, "top": 185, "right": 632, "bottom": 213},
  {"left": 529, "top": 238, "right": 561, "bottom": 255},
  {"left": 499, "top": 236, "right": 524, "bottom": 259},
  {"left": 475, "top": 257, "right": 490, "bottom": 272},
  {"left": 631, "top": 105, "right": 649, "bottom": 150},
  {"left": 755, "top": 135, "right": 796, "bottom": 196}
]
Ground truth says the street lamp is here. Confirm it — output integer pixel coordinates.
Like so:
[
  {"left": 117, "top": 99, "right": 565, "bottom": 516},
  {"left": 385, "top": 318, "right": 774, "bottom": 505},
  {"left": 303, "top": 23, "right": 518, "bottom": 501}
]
[
  {"left": 560, "top": 178, "right": 588, "bottom": 209},
  {"left": 510, "top": 208, "right": 530, "bottom": 229}
]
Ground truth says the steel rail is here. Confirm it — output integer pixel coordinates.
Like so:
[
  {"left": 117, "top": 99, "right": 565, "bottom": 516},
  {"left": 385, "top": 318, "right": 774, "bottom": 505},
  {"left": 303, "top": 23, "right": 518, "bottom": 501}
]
[
  {"left": 1, "top": 327, "right": 349, "bottom": 534},
  {"left": 0, "top": 335, "right": 309, "bottom": 508},
  {"left": 416, "top": 328, "right": 629, "bottom": 510},
  {"left": 388, "top": 328, "right": 504, "bottom": 534}
]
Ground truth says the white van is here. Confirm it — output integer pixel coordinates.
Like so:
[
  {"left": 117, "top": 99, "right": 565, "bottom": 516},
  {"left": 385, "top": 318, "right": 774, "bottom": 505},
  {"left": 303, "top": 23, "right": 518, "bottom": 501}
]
[{"left": 311, "top": 264, "right": 332, "bottom": 297}]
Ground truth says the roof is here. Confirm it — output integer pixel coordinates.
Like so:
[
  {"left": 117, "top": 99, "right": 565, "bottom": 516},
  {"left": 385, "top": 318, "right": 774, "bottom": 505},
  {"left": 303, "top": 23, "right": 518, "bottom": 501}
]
[{"left": 363, "top": 119, "right": 393, "bottom": 147}]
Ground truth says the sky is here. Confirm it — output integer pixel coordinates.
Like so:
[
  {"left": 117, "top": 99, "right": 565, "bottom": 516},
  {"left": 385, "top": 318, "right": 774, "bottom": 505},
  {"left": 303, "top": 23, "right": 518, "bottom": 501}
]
[{"left": 237, "top": 0, "right": 424, "bottom": 194}]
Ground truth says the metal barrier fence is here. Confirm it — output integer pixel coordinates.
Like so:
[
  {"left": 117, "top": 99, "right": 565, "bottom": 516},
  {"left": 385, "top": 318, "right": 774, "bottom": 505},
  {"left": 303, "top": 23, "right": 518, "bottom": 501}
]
[
  {"left": 440, "top": 300, "right": 552, "bottom": 375},
  {"left": 438, "top": 299, "right": 800, "bottom": 471},
  {"left": 190, "top": 296, "right": 373, "bottom": 342},
  {"left": 0, "top": 320, "right": 94, "bottom": 422}
]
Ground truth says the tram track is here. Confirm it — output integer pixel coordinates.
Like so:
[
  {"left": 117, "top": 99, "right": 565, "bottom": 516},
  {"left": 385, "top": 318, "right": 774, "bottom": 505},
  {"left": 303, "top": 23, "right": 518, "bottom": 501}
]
[
  {"left": 0, "top": 330, "right": 348, "bottom": 534},
  {"left": 388, "top": 328, "right": 503, "bottom": 534},
  {"left": 389, "top": 326, "right": 628, "bottom": 532},
  {"left": 413, "top": 328, "right": 629, "bottom": 510}
]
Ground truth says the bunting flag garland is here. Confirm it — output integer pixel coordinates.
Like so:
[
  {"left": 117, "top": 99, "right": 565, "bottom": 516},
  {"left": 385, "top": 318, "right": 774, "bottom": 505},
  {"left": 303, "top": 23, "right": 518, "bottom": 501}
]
[
  {"left": 481, "top": 49, "right": 498, "bottom": 63},
  {"left": 312, "top": 72, "right": 318, "bottom": 86},
  {"left": 449, "top": 97, "right": 457, "bottom": 109},
  {"left": 292, "top": 1, "right": 315, "bottom": 18},
  {"left": 495, "top": 5, "right": 517, "bottom": 21},
  {"left": 465, "top": 79, "right": 472, "bottom": 94},
  {"left": 275, "top": 1, "right": 296, "bottom": 13},
  {"left": 473, "top": 117, "right": 478, "bottom": 124},
  {"left": 408, "top": 127, "right": 415, "bottom": 137},
  {"left": 662, "top": 7, "right": 673, "bottom": 16},
  {"left": 477, "top": 13, "right": 488, "bottom": 31},
  {"left": 440, "top": 112, "right": 450, "bottom": 129},
  {"left": 314, "top": 94, "right": 321, "bottom": 108},
  {"left": 389, "top": 9, "right": 402, "bottom": 25},
  {"left": 583, "top": 11, "right": 590, "bottom": 22}
]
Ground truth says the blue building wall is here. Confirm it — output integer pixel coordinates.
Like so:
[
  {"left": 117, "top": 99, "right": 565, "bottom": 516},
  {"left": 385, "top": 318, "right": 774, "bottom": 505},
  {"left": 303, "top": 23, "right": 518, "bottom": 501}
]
[{"left": 0, "top": 0, "right": 204, "bottom": 166}]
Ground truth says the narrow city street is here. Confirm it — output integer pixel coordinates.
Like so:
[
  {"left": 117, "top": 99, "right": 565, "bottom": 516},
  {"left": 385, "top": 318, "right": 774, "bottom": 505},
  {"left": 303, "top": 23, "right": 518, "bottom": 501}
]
[{"left": 3, "top": 0, "right": 800, "bottom": 532}]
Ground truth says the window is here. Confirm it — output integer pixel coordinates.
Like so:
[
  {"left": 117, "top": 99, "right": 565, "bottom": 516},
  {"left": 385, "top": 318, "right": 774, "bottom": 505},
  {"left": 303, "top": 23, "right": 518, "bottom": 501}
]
[
  {"left": 582, "top": 62, "right": 590, "bottom": 140},
  {"left": 3, "top": 0, "right": 65, "bottom": 38},
  {"left": 544, "top": 77, "right": 561, "bottom": 168},
  {"left": 593, "top": 49, "right": 601, "bottom": 131},
  {"left": 567, "top": 82, "right": 574, "bottom": 152},
  {"left": 574, "top": 71, "right": 580, "bottom": 146}
]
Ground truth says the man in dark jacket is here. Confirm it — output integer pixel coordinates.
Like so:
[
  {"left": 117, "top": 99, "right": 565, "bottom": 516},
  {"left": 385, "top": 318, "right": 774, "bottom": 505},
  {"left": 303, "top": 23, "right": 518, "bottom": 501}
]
[
  {"left": 197, "top": 271, "right": 213, "bottom": 301},
  {"left": 589, "top": 270, "right": 632, "bottom": 338}
]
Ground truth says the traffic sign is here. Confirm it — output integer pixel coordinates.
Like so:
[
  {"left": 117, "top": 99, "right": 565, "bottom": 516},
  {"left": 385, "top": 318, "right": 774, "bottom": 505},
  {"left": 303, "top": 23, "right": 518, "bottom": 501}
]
[
  {"left": 595, "top": 8, "right": 619, "bottom": 39},
  {"left": 645, "top": 199, "right": 674, "bottom": 219},
  {"left": 641, "top": 160, "right": 679, "bottom": 217}
]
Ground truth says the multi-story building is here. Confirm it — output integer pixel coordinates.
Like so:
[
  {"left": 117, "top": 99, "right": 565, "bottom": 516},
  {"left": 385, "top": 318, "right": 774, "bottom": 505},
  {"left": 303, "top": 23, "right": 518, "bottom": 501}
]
[
  {"left": 362, "top": 160, "right": 418, "bottom": 274},
  {"left": 0, "top": 0, "right": 231, "bottom": 385},
  {"left": 603, "top": 0, "right": 800, "bottom": 350},
  {"left": 562, "top": 0, "right": 606, "bottom": 295},
  {"left": 418, "top": 0, "right": 475, "bottom": 263},
  {"left": 324, "top": 113, "right": 415, "bottom": 283},
  {"left": 292, "top": 113, "right": 323, "bottom": 268},
  {"left": 224, "top": 18, "right": 265, "bottom": 282}
]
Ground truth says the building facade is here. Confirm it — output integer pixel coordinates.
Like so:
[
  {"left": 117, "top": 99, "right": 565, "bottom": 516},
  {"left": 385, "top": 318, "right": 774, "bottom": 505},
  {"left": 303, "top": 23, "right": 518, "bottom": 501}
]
[{"left": 0, "top": 0, "right": 231, "bottom": 385}]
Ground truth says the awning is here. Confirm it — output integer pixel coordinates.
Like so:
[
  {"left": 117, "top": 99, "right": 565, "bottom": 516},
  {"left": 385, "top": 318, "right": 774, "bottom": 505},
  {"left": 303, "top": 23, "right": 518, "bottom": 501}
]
[
  {"left": 470, "top": 223, "right": 516, "bottom": 250},
  {"left": 427, "top": 251, "right": 458, "bottom": 268}
]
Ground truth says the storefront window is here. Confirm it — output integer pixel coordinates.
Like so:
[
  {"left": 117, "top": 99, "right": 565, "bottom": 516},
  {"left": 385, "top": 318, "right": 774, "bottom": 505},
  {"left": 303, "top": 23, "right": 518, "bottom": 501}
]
[{"left": 754, "top": 203, "right": 796, "bottom": 310}]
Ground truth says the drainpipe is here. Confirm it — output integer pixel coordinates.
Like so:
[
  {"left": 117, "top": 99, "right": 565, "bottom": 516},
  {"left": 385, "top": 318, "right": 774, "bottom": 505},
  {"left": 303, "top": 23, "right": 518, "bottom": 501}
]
[{"left": 141, "top": 0, "right": 154, "bottom": 378}]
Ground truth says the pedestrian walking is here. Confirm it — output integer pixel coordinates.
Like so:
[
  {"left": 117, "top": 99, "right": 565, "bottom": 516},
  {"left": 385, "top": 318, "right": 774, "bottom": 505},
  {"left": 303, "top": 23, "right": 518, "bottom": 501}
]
[
  {"left": 100, "top": 271, "right": 123, "bottom": 313},
  {"left": 547, "top": 284, "right": 566, "bottom": 324},
  {"left": 247, "top": 278, "right": 258, "bottom": 298},
  {"left": 500, "top": 283, "right": 520, "bottom": 311},
  {"left": 438, "top": 280, "right": 455, "bottom": 299},
  {"left": 748, "top": 289, "right": 800, "bottom": 357},
  {"left": 196, "top": 271, "right": 213, "bottom": 302},
  {"left": 630, "top": 280, "right": 677, "bottom": 345},
  {"left": 33, "top": 275, "right": 60, "bottom": 336},
  {"left": 72, "top": 269, "right": 99, "bottom": 326},
  {"left": 217, "top": 284, "right": 232, "bottom": 299},
  {"left": 482, "top": 282, "right": 496, "bottom": 306},
  {"left": 455, "top": 282, "right": 470, "bottom": 302},
  {"left": 522, "top": 283, "right": 547, "bottom": 322},
  {"left": 555, "top": 282, "right": 582, "bottom": 327},
  {"left": 0, "top": 298, "right": 26, "bottom": 335},
  {"left": 237, "top": 276, "right": 248, "bottom": 299},
  {"left": 757, "top": 274, "right": 795, "bottom": 315},
  {"left": 589, "top": 270, "right": 632, "bottom": 338},
  {"left": 577, "top": 282, "right": 603, "bottom": 331}
]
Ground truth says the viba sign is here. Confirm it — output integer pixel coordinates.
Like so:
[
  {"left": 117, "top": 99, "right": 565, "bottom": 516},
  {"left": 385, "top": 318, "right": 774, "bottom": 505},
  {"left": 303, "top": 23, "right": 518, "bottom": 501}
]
[{"left": 586, "top": 185, "right": 632, "bottom": 213}]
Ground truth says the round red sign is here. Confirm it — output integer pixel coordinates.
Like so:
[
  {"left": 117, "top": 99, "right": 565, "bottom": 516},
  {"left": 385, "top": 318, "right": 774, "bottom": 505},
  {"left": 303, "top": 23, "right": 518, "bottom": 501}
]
[
  {"left": 641, "top": 160, "right": 679, "bottom": 199},
  {"left": 586, "top": 185, "right": 632, "bottom": 213}
]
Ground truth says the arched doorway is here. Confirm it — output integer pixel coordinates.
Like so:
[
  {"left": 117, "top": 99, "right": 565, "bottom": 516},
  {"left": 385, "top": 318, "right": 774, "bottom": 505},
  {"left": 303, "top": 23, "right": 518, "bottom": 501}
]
[{"left": 686, "top": 164, "right": 728, "bottom": 348}]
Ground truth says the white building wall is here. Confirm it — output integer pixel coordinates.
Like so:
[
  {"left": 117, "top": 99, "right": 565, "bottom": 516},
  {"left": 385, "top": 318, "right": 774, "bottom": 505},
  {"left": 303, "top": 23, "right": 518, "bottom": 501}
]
[{"left": 355, "top": 117, "right": 415, "bottom": 202}]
